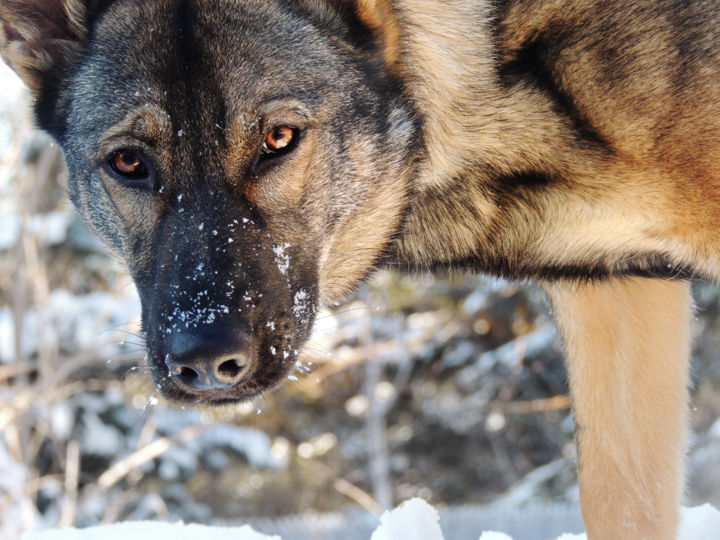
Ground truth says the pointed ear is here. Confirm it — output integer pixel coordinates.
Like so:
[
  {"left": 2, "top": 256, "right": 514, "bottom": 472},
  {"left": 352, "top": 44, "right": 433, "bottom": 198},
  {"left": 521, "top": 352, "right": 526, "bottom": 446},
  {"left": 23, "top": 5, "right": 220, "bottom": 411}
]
[
  {"left": 0, "top": 0, "right": 88, "bottom": 94},
  {"left": 354, "top": 0, "right": 401, "bottom": 70}
]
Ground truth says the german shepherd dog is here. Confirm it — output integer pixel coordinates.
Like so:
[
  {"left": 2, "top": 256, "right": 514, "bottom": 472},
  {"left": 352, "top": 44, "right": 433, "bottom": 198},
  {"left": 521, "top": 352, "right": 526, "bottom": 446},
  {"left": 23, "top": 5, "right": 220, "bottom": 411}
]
[{"left": 2, "top": 0, "right": 717, "bottom": 537}]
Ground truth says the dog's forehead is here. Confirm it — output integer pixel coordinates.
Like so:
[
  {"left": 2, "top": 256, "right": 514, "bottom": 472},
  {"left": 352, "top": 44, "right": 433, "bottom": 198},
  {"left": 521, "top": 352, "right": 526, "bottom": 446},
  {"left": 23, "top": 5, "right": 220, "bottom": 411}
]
[
  {"left": 91, "top": 1, "right": 333, "bottom": 90},
  {"left": 70, "top": 0, "right": 343, "bottom": 140}
]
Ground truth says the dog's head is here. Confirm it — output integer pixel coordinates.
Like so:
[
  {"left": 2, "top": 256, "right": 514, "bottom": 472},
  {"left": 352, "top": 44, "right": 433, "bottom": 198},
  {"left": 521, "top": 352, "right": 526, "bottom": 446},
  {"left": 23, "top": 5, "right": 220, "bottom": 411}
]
[{"left": 1, "top": 0, "right": 418, "bottom": 405}]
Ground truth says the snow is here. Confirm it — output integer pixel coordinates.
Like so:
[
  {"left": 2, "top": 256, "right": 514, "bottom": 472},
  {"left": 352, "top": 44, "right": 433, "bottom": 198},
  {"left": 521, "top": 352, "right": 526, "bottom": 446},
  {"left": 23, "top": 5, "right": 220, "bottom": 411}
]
[
  {"left": 473, "top": 504, "right": 720, "bottom": 540},
  {"left": 197, "top": 425, "right": 286, "bottom": 469},
  {"left": 162, "top": 288, "right": 234, "bottom": 333},
  {"left": 272, "top": 243, "right": 290, "bottom": 276},
  {"left": 0, "top": 443, "right": 43, "bottom": 538},
  {"left": 292, "top": 288, "right": 313, "bottom": 323},
  {"left": 0, "top": 213, "right": 20, "bottom": 249},
  {"left": 709, "top": 417, "right": 720, "bottom": 439},
  {"left": 370, "top": 498, "right": 443, "bottom": 540},
  {"left": 22, "top": 522, "right": 279, "bottom": 540},
  {"left": 0, "top": 289, "right": 142, "bottom": 363},
  {"left": 27, "top": 212, "right": 75, "bottom": 246},
  {"left": 21, "top": 499, "right": 720, "bottom": 540},
  {"left": 679, "top": 503, "right": 720, "bottom": 539},
  {"left": 80, "top": 413, "right": 127, "bottom": 457},
  {"left": 0, "top": 60, "right": 26, "bottom": 155}
]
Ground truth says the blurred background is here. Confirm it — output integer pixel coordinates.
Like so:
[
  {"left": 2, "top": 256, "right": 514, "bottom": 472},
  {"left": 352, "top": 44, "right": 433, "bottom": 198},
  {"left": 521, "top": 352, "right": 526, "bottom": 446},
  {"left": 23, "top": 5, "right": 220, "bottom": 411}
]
[{"left": 1, "top": 60, "right": 719, "bottom": 539}]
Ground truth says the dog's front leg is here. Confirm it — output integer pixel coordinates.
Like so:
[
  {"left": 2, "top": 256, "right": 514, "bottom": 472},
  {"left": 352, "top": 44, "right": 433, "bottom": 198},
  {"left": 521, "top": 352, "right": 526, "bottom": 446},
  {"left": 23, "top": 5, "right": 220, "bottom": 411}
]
[{"left": 544, "top": 277, "right": 691, "bottom": 540}]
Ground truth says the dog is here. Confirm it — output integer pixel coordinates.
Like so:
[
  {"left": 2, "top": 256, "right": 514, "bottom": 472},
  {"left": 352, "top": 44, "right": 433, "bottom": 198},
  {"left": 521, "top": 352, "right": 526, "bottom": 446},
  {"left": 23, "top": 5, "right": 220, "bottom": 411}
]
[{"left": 2, "top": 0, "right": 717, "bottom": 537}]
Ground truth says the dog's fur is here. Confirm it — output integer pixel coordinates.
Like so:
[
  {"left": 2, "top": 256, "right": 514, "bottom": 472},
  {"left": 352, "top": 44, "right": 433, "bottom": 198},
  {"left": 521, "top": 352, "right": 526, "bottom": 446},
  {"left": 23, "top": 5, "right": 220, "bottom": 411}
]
[{"left": 2, "top": 0, "right": 718, "bottom": 537}]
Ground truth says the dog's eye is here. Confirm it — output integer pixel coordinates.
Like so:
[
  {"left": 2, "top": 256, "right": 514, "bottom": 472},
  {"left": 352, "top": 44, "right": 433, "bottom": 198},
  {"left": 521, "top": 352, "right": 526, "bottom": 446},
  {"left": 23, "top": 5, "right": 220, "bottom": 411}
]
[
  {"left": 263, "top": 126, "right": 295, "bottom": 153},
  {"left": 110, "top": 151, "right": 147, "bottom": 178},
  {"left": 106, "top": 150, "right": 153, "bottom": 188},
  {"left": 253, "top": 126, "right": 300, "bottom": 175}
]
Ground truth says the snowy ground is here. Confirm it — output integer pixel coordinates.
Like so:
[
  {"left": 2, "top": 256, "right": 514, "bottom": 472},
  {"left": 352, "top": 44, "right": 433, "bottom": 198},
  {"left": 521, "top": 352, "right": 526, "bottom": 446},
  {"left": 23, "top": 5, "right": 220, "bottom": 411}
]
[{"left": 21, "top": 498, "right": 720, "bottom": 540}]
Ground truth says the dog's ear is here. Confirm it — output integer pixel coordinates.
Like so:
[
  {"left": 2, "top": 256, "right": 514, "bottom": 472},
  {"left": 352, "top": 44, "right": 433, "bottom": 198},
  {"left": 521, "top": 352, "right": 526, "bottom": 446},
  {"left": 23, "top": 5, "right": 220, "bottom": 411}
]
[
  {"left": 353, "top": 0, "right": 401, "bottom": 70},
  {"left": 0, "top": 0, "right": 89, "bottom": 94}
]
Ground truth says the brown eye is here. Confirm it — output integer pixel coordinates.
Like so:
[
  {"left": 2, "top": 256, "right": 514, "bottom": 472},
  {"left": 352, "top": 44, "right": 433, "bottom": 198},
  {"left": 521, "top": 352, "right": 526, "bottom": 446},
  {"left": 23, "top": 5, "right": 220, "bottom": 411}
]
[
  {"left": 109, "top": 150, "right": 148, "bottom": 177},
  {"left": 253, "top": 126, "right": 301, "bottom": 176},
  {"left": 263, "top": 126, "right": 295, "bottom": 153},
  {"left": 114, "top": 151, "right": 142, "bottom": 174},
  {"left": 106, "top": 150, "right": 153, "bottom": 188}
]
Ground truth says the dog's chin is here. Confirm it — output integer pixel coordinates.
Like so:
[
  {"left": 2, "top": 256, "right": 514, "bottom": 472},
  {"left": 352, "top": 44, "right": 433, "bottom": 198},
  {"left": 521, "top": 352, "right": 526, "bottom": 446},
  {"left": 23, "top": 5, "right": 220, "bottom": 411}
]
[
  {"left": 148, "top": 367, "right": 290, "bottom": 407},
  {"left": 162, "top": 387, "right": 262, "bottom": 407}
]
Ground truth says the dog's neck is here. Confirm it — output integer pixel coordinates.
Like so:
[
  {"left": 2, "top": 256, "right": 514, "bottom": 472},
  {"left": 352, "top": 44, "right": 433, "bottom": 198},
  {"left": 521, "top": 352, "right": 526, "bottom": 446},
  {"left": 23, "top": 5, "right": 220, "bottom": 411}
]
[
  {"left": 386, "top": 1, "right": 536, "bottom": 269},
  {"left": 384, "top": 0, "right": 613, "bottom": 277},
  {"left": 393, "top": 1, "right": 550, "bottom": 184}
]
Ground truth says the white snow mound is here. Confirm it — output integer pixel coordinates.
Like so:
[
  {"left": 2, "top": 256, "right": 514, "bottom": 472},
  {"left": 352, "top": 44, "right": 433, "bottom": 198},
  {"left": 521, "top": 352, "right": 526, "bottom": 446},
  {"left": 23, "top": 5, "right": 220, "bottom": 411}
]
[
  {"left": 21, "top": 522, "right": 279, "bottom": 540},
  {"left": 371, "top": 498, "right": 444, "bottom": 540},
  {"left": 679, "top": 503, "right": 720, "bottom": 540},
  {"left": 478, "top": 532, "right": 513, "bottom": 540}
]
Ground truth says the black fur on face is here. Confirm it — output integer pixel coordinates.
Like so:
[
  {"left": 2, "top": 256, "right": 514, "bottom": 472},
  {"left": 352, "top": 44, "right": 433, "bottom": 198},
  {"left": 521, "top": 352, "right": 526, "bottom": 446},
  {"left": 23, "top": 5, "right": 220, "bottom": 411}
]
[
  {"left": 34, "top": 0, "right": 418, "bottom": 404},
  {"left": 138, "top": 194, "right": 319, "bottom": 404}
]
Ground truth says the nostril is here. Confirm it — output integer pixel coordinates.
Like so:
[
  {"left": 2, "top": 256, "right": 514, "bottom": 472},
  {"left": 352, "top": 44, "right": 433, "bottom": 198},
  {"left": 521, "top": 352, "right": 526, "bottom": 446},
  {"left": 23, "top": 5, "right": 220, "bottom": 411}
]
[
  {"left": 218, "top": 358, "right": 243, "bottom": 377},
  {"left": 216, "top": 358, "right": 246, "bottom": 382}
]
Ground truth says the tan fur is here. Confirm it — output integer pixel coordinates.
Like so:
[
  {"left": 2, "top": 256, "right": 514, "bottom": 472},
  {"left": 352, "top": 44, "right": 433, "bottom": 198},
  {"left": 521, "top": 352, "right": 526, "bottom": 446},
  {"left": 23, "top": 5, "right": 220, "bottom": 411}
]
[
  {"left": 371, "top": 4, "right": 705, "bottom": 537},
  {"left": 546, "top": 278, "right": 691, "bottom": 539},
  {"left": 1, "top": 1, "right": 717, "bottom": 538},
  {"left": 386, "top": 1, "right": 720, "bottom": 280},
  {"left": 316, "top": 165, "right": 409, "bottom": 302},
  {"left": 356, "top": 0, "right": 402, "bottom": 69}
]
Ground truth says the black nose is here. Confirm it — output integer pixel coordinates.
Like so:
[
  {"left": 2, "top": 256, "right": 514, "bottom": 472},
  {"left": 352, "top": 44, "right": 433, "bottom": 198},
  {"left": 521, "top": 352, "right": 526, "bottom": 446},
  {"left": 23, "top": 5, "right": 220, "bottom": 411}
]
[{"left": 165, "top": 330, "right": 252, "bottom": 392}]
